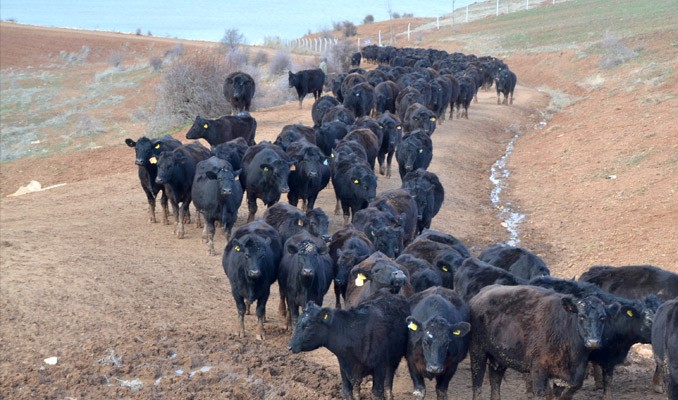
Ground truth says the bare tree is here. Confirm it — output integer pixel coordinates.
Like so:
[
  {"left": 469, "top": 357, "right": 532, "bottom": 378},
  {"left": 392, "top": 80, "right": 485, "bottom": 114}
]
[{"left": 220, "top": 28, "right": 245, "bottom": 53}]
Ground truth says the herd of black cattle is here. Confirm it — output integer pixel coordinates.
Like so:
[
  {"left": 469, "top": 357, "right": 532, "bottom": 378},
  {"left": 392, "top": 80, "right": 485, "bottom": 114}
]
[{"left": 125, "top": 45, "right": 678, "bottom": 400}]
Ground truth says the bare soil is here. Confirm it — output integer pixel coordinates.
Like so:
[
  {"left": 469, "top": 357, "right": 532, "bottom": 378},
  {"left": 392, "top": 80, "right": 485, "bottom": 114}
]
[{"left": 1, "top": 15, "right": 675, "bottom": 400}]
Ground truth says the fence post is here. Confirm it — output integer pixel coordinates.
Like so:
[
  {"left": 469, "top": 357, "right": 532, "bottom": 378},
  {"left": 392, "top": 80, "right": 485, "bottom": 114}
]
[
  {"left": 466, "top": 5, "right": 469, "bottom": 22},
  {"left": 407, "top": 23, "right": 411, "bottom": 41},
  {"left": 378, "top": 30, "right": 381, "bottom": 46},
  {"left": 526, "top": 0, "right": 529, "bottom": 10},
  {"left": 436, "top": 15, "right": 439, "bottom": 29},
  {"left": 496, "top": 0, "right": 499, "bottom": 16}
]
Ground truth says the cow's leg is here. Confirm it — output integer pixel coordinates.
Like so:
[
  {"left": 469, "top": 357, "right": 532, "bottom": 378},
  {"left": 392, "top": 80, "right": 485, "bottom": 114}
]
[
  {"left": 159, "top": 190, "right": 170, "bottom": 225},
  {"left": 407, "top": 356, "right": 426, "bottom": 400},
  {"left": 278, "top": 293, "right": 287, "bottom": 318},
  {"left": 653, "top": 362, "right": 664, "bottom": 393},
  {"left": 530, "top": 367, "right": 549, "bottom": 399},
  {"left": 497, "top": 92, "right": 501, "bottom": 105},
  {"left": 255, "top": 293, "right": 268, "bottom": 341},
  {"left": 470, "top": 348, "right": 487, "bottom": 400},
  {"left": 386, "top": 150, "right": 395, "bottom": 178},
  {"left": 378, "top": 153, "right": 386, "bottom": 176},
  {"left": 206, "top": 220, "right": 217, "bottom": 256},
  {"left": 334, "top": 282, "right": 342, "bottom": 309},
  {"left": 144, "top": 188, "right": 157, "bottom": 223},
  {"left": 510, "top": 91, "right": 514, "bottom": 105},
  {"left": 246, "top": 192, "right": 258, "bottom": 223},
  {"left": 488, "top": 364, "right": 506, "bottom": 400},
  {"left": 201, "top": 215, "right": 209, "bottom": 243},
  {"left": 232, "top": 291, "right": 247, "bottom": 338},
  {"left": 343, "top": 204, "right": 351, "bottom": 226},
  {"left": 474, "top": 92, "right": 478, "bottom": 103},
  {"left": 334, "top": 196, "right": 342, "bottom": 215},
  {"left": 601, "top": 365, "right": 616, "bottom": 400},
  {"left": 298, "top": 98, "right": 303, "bottom": 109},
  {"left": 176, "top": 202, "right": 190, "bottom": 239}
]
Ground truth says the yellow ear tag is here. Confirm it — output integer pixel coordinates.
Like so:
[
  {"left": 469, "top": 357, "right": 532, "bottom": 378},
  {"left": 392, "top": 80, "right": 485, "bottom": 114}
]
[
  {"left": 353, "top": 179, "right": 360, "bottom": 184},
  {"left": 408, "top": 322, "right": 418, "bottom": 331},
  {"left": 203, "top": 123, "right": 208, "bottom": 129},
  {"left": 323, "top": 313, "right": 329, "bottom": 320},
  {"left": 626, "top": 310, "right": 634, "bottom": 317},
  {"left": 452, "top": 329, "right": 461, "bottom": 336},
  {"left": 149, "top": 156, "right": 158, "bottom": 164},
  {"left": 355, "top": 273, "right": 366, "bottom": 287},
  {"left": 430, "top": 117, "right": 437, "bottom": 122},
  {"left": 263, "top": 166, "right": 269, "bottom": 172},
  {"left": 154, "top": 143, "right": 161, "bottom": 149},
  {"left": 442, "top": 265, "right": 449, "bottom": 272},
  {"left": 234, "top": 245, "right": 241, "bottom": 252},
  {"left": 290, "top": 164, "right": 296, "bottom": 171}
]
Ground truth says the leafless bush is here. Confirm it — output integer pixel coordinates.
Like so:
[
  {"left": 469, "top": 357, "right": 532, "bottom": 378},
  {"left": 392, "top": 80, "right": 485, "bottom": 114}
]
[
  {"left": 76, "top": 114, "right": 105, "bottom": 136},
  {"left": 109, "top": 51, "right": 125, "bottom": 67},
  {"left": 402, "top": 12, "right": 414, "bottom": 18},
  {"left": 392, "top": 12, "right": 401, "bottom": 19},
  {"left": 251, "top": 75, "right": 297, "bottom": 110},
  {"left": 135, "top": 28, "right": 142, "bottom": 36},
  {"left": 149, "top": 57, "right": 163, "bottom": 71},
  {"left": 343, "top": 22, "right": 357, "bottom": 37},
  {"left": 251, "top": 50, "right": 269, "bottom": 66},
  {"left": 60, "top": 45, "right": 90, "bottom": 64},
  {"left": 599, "top": 32, "right": 637, "bottom": 69},
  {"left": 164, "top": 43, "right": 184, "bottom": 61},
  {"left": 363, "top": 15, "right": 375, "bottom": 24},
  {"left": 332, "top": 21, "right": 343, "bottom": 32},
  {"left": 325, "top": 40, "right": 359, "bottom": 73},
  {"left": 220, "top": 28, "right": 245, "bottom": 53},
  {"left": 152, "top": 50, "right": 231, "bottom": 132},
  {"left": 269, "top": 49, "right": 291, "bottom": 75}
]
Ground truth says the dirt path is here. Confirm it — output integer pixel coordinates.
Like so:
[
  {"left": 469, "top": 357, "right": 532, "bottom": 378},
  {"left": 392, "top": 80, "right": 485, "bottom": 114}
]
[{"left": 0, "top": 85, "right": 661, "bottom": 399}]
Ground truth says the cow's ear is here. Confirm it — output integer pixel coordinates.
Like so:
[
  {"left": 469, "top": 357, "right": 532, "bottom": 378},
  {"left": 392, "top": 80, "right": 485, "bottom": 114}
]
[
  {"left": 406, "top": 316, "right": 421, "bottom": 332},
  {"left": 287, "top": 242, "right": 299, "bottom": 254},
  {"left": 351, "top": 268, "right": 371, "bottom": 287},
  {"left": 451, "top": 321, "right": 471, "bottom": 337},
  {"left": 561, "top": 297, "right": 579, "bottom": 314},
  {"left": 320, "top": 308, "right": 333, "bottom": 325},
  {"left": 125, "top": 138, "right": 136, "bottom": 147},
  {"left": 233, "top": 169, "right": 242, "bottom": 179},
  {"left": 288, "top": 71, "right": 293, "bottom": 77},
  {"left": 229, "top": 238, "right": 244, "bottom": 253}
]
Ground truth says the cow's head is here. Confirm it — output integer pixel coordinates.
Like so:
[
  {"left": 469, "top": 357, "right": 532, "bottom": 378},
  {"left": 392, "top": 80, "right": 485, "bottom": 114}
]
[
  {"left": 288, "top": 301, "right": 331, "bottom": 353},
  {"left": 406, "top": 314, "right": 470, "bottom": 375}
]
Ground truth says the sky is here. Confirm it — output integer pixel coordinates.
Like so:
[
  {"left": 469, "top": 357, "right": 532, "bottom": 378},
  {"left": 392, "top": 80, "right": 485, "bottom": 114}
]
[{"left": 0, "top": 0, "right": 477, "bottom": 43}]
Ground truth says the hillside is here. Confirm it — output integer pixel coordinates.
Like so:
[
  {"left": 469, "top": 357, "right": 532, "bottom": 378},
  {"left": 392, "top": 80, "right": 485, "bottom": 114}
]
[{"left": 1, "top": 0, "right": 677, "bottom": 398}]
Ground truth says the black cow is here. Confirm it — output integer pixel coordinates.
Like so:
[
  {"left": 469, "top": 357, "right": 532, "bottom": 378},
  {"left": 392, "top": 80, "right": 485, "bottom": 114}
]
[
  {"left": 155, "top": 142, "right": 211, "bottom": 239},
  {"left": 495, "top": 68, "right": 517, "bottom": 105},
  {"left": 211, "top": 137, "right": 248, "bottom": 172},
  {"left": 286, "top": 141, "right": 330, "bottom": 211},
  {"left": 314, "top": 119, "right": 349, "bottom": 157},
  {"left": 351, "top": 51, "right": 362, "bottom": 67},
  {"left": 263, "top": 202, "right": 331, "bottom": 247},
  {"left": 370, "top": 188, "right": 418, "bottom": 247},
  {"left": 402, "top": 234, "right": 471, "bottom": 290},
  {"left": 124, "top": 135, "right": 182, "bottom": 224},
  {"left": 469, "top": 285, "right": 617, "bottom": 400},
  {"left": 454, "top": 75, "right": 475, "bottom": 119},
  {"left": 329, "top": 225, "right": 375, "bottom": 308},
  {"left": 186, "top": 113, "right": 257, "bottom": 147},
  {"left": 274, "top": 124, "right": 316, "bottom": 151},
  {"left": 530, "top": 275, "right": 661, "bottom": 399},
  {"left": 396, "top": 130, "right": 433, "bottom": 180},
  {"left": 340, "top": 128, "right": 380, "bottom": 171},
  {"left": 352, "top": 206, "right": 404, "bottom": 259},
  {"left": 240, "top": 142, "right": 293, "bottom": 222},
  {"left": 396, "top": 86, "right": 423, "bottom": 122},
  {"left": 288, "top": 290, "right": 409, "bottom": 400},
  {"left": 192, "top": 156, "right": 243, "bottom": 255},
  {"left": 454, "top": 257, "right": 528, "bottom": 302},
  {"left": 223, "top": 220, "right": 282, "bottom": 340},
  {"left": 403, "top": 102, "right": 437, "bottom": 136},
  {"left": 345, "top": 252, "right": 414, "bottom": 308},
  {"left": 311, "top": 95, "right": 340, "bottom": 128},
  {"left": 223, "top": 71, "right": 255, "bottom": 113},
  {"left": 342, "top": 82, "right": 375, "bottom": 118},
  {"left": 278, "top": 230, "right": 333, "bottom": 329},
  {"left": 288, "top": 68, "right": 326, "bottom": 109},
  {"left": 478, "top": 243, "right": 550, "bottom": 280},
  {"left": 376, "top": 111, "right": 402, "bottom": 178},
  {"left": 439, "top": 74, "right": 460, "bottom": 120},
  {"left": 579, "top": 265, "right": 678, "bottom": 301},
  {"left": 401, "top": 169, "right": 444, "bottom": 234},
  {"left": 331, "top": 147, "right": 378, "bottom": 225},
  {"left": 321, "top": 104, "right": 356, "bottom": 127},
  {"left": 432, "top": 76, "right": 454, "bottom": 123},
  {"left": 406, "top": 287, "right": 471, "bottom": 400},
  {"left": 396, "top": 253, "right": 442, "bottom": 293},
  {"left": 652, "top": 299, "right": 678, "bottom": 398},
  {"left": 374, "top": 80, "right": 399, "bottom": 115}
]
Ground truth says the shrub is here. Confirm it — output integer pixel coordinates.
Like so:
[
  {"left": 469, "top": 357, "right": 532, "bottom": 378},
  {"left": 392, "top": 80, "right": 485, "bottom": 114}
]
[
  {"left": 220, "top": 28, "right": 245, "bottom": 53},
  {"left": 598, "top": 32, "right": 637, "bottom": 69},
  {"left": 363, "top": 15, "right": 374, "bottom": 24},
  {"left": 149, "top": 57, "right": 163, "bottom": 71},
  {"left": 109, "top": 51, "right": 125, "bottom": 67},
  {"left": 325, "top": 40, "right": 359, "bottom": 73},
  {"left": 402, "top": 12, "right": 414, "bottom": 18},
  {"left": 152, "top": 49, "right": 231, "bottom": 132},
  {"left": 392, "top": 12, "right": 401, "bottom": 19},
  {"left": 136, "top": 28, "right": 142, "bottom": 36},
  {"left": 269, "top": 49, "right": 291, "bottom": 75},
  {"left": 332, "top": 21, "right": 343, "bottom": 31},
  {"left": 251, "top": 50, "right": 269, "bottom": 66},
  {"left": 342, "top": 21, "right": 357, "bottom": 37}
]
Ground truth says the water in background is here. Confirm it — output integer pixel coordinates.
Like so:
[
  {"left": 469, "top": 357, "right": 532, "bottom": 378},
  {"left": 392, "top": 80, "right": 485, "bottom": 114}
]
[{"left": 0, "top": 0, "right": 470, "bottom": 44}]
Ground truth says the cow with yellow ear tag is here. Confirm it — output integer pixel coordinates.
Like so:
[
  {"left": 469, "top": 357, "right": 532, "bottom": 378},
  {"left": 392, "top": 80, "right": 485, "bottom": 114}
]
[
  {"left": 406, "top": 286, "right": 471, "bottom": 400},
  {"left": 124, "top": 134, "right": 181, "bottom": 224}
]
